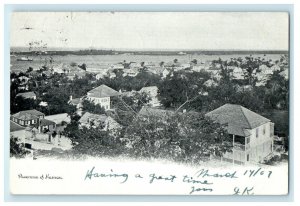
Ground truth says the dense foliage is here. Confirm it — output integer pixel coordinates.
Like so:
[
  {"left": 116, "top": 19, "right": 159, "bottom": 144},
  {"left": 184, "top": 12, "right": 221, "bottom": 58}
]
[
  {"left": 10, "top": 54, "right": 289, "bottom": 161},
  {"left": 10, "top": 136, "right": 30, "bottom": 158},
  {"left": 123, "top": 112, "right": 232, "bottom": 163}
]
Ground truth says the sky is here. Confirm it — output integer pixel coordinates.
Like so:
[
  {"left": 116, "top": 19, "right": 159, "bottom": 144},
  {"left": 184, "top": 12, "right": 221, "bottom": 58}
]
[{"left": 10, "top": 12, "right": 289, "bottom": 51}]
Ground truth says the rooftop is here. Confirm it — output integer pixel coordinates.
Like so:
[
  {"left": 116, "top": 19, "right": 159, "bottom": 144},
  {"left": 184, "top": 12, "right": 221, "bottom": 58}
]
[
  {"left": 79, "top": 112, "right": 108, "bottom": 124},
  {"left": 69, "top": 98, "right": 81, "bottom": 105},
  {"left": 12, "top": 109, "right": 44, "bottom": 121},
  {"left": 10, "top": 120, "right": 25, "bottom": 132},
  {"left": 206, "top": 104, "right": 270, "bottom": 136},
  {"left": 40, "top": 118, "right": 56, "bottom": 126},
  {"left": 15, "top": 92, "right": 36, "bottom": 99},
  {"left": 140, "top": 86, "right": 158, "bottom": 93},
  {"left": 87, "top": 84, "right": 120, "bottom": 98},
  {"left": 45, "top": 113, "right": 71, "bottom": 124}
]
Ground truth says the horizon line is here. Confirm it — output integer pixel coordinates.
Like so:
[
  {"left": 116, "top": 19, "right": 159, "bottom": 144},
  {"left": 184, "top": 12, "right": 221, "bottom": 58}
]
[{"left": 10, "top": 46, "right": 289, "bottom": 52}]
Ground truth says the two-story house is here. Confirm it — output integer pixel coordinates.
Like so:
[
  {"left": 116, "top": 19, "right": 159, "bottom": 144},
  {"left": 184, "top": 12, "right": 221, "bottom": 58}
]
[
  {"left": 86, "top": 84, "right": 120, "bottom": 110},
  {"left": 206, "top": 104, "right": 274, "bottom": 165}
]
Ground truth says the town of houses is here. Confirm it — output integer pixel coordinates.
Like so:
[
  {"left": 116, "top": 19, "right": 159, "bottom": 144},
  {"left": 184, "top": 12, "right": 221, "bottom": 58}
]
[{"left": 10, "top": 55, "right": 289, "bottom": 165}]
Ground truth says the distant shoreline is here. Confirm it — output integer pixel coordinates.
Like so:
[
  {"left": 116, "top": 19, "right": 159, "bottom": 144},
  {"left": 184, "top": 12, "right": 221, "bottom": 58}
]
[{"left": 10, "top": 49, "right": 288, "bottom": 56}]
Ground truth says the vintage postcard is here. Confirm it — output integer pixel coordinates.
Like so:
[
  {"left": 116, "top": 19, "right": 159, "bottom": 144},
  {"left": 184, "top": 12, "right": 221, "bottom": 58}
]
[{"left": 9, "top": 12, "right": 289, "bottom": 195}]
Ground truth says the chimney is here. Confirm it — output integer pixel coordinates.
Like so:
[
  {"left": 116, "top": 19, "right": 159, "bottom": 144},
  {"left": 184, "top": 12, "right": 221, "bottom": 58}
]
[
  {"left": 183, "top": 109, "right": 187, "bottom": 113},
  {"left": 70, "top": 95, "right": 73, "bottom": 100}
]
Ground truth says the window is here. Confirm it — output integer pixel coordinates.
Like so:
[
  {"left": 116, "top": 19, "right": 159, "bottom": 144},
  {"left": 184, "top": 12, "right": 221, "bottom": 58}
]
[
  {"left": 270, "top": 144, "right": 273, "bottom": 152},
  {"left": 270, "top": 123, "right": 274, "bottom": 137},
  {"left": 263, "top": 125, "right": 266, "bottom": 135},
  {"left": 256, "top": 128, "right": 259, "bottom": 138},
  {"left": 246, "top": 137, "right": 250, "bottom": 144},
  {"left": 32, "top": 119, "right": 35, "bottom": 124},
  {"left": 247, "top": 154, "right": 250, "bottom": 161}
]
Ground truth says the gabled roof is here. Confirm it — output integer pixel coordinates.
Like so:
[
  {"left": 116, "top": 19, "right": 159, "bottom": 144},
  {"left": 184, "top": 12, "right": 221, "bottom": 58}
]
[
  {"left": 12, "top": 109, "right": 44, "bottom": 121},
  {"left": 69, "top": 98, "right": 81, "bottom": 105},
  {"left": 10, "top": 120, "right": 25, "bottom": 132},
  {"left": 79, "top": 112, "right": 108, "bottom": 124},
  {"left": 44, "top": 113, "right": 71, "bottom": 124},
  {"left": 40, "top": 118, "right": 56, "bottom": 126},
  {"left": 206, "top": 104, "right": 270, "bottom": 137},
  {"left": 124, "top": 68, "right": 139, "bottom": 73},
  {"left": 87, "top": 84, "right": 120, "bottom": 98},
  {"left": 139, "top": 86, "right": 158, "bottom": 93},
  {"left": 16, "top": 92, "right": 36, "bottom": 99},
  {"left": 153, "top": 66, "right": 165, "bottom": 74}
]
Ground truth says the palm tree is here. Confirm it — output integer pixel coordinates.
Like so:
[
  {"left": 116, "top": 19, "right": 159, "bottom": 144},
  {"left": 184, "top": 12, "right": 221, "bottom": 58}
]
[
  {"left": 191, "top": 59, "right": 197, "bottom": 65},
  {"left": 159, "top": 61, "right": 165, "bottom": 67}
]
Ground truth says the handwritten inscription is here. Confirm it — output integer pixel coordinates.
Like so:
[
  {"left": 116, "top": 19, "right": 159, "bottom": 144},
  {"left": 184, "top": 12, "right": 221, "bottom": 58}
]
[
  {"left": 85, "top": 166, "right": 129, "bottom": 183},
  {"left": 244, "top": 168, "right": 272, "bottom": 178},
  {"left": 190, "top": 186, "right": 213, "bottom": 194},
  {"left": 233, "top": 186, "right": 254, "bottom": 195},
  {"left": 17, "top": 166, "right": 274, "bottom": 195},
  {"left": 195, "top": 169, "right": 238, "bottom": 179},
  {"left": 82, "top": 166, "right": 273, "bottom": 195},
  {"left": 149, "top": 173, "right": 176, "bottom": 183}
]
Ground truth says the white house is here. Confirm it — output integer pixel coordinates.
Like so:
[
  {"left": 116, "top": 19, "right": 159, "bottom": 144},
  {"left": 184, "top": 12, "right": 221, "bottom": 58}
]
[
  {"left": 111, "top": 64, "right": 124, "bottom": 70},
  {"left": 206, "top": 104, "right": 274, "bottom": 165},
  {"left": 107, "top": 70, "right": 117, "bottom": 79},
  {"left": 86, "top": 85, "right": 120, "bottom": 110},
  {"left": 122, "top": 68, "right": 139, "bottom": 77},
  {"left": 203, "top": 79, "right": 218, "bottom": 88},
  {"left": 259, "top": 65, "right": 273, "bottom": 75},
  {"left": 207, "top": 68, "right": 222, "bottom": 81},
  {"left": 96, "top": 69, "right": 109, "bottom": 80},
  {"left": 231, "top": 67, "right": 245, "bottom": 80},
  {"left": 78, "top": 112, "right": 121, "bottom": 132},
  {"left": 45, "top": 113, "right": 71, "bottom": 126},
  {"left": 68, "top": 96, "right": 84, "bottom": 116},
  {"left": 162, "top": 68, "right": 174, "bottom": 79},
  {"left": 11, "top": 109, "right": 56, "bottom": 133},
  {"left": 271, "top": 64, "right": 281, "bottom": 72},
  {"left": 129, "top": 62, "right": 141, "bottom": 69},
  {"left": 279, "top": 69, "right": 288, "bottom": 80},
  {"left": 86, "top": 64, "right": 110, "bottom": 73},
  {"left": 192, "top": 65, "right": 205, "bottom": 72},
  {"left": 149, "top": 66, "right": 165, "bottom": 75}
]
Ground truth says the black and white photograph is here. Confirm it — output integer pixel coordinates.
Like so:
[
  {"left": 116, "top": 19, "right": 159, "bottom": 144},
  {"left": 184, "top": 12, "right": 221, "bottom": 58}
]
[{"left": 9, "top": 11, "right": 289, "bottom": 195}]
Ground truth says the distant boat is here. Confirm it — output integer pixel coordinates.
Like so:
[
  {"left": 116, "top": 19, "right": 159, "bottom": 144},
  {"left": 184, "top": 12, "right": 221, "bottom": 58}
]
[
  {"left": 17, "top": 57, "right": 33, "bottom": 61},
  {"left": 178, "top": 52, "right": 187, "bottom": 55}
]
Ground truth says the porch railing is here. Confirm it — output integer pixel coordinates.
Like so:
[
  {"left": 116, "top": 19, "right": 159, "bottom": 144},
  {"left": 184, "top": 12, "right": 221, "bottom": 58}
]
[{"left": 234, "top": 143, "right": 250, "bottom": 151}]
